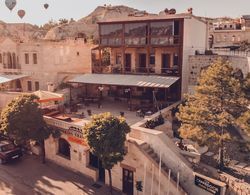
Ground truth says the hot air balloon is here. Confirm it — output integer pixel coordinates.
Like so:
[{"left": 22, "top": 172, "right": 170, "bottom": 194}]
[
  {"left": 5, "top": 0, "right": 17, "bottom": 11},
  {"left": 44, "top": 3, "right": 49, "bottom": 9},
  {"left": 17, "top": 10, "right": 25, "bottom": 19}
]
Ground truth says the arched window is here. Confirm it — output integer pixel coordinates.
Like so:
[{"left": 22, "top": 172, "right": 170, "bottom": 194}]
[
  {"left": 232, "top": 35, "right": 236, "bottom": 42},
  {"left": 12, "top": 53, "right": 16, "bottom": 69},
  {"left": 7, "top": 52, "right": 12, "bottom": 69},
  {"left": 58, "top": 138, "right": 71, "bottom": 159},
  {"left": 3, "top": 52, "right": 6, "bottom": 68}
]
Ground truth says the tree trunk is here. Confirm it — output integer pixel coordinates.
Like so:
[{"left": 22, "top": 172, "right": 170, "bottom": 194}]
[
  {"left": 40, "top": 140, "right": 46, "bottom": 164},
  {"left": 218, "top": 128, "right": 224, "bottom": 170},
  {"left": 108, "top": 169, "right": 113, "bottom": 195}
]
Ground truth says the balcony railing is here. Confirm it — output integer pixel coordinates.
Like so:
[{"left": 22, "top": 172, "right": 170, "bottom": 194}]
[{"left": 92, "top": 65, "right": 180, "bottom": 76}]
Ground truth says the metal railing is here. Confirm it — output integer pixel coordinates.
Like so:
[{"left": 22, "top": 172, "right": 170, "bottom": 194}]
[
  {"left": 212, "top": 49, "right": 250, "bottom": 57},
  {"left": 92, "top": 65, "right": 180, "bottom": 76}
]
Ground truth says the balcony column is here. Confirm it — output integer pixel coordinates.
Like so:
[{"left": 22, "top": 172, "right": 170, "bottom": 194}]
[
  {"left": 155, "top": 49, "right": 161, "bottom": 74},
  {"left": 98, "top": 48, "right": 102, "bottom": 67},
  {"left": 122, "top": 47, "right": 125, "bottom": 73},
  {"left": 146, "top": 46, "right": 150, "bottom": 73}
]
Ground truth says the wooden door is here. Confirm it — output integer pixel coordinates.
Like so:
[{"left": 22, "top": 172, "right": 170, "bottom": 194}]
[{"left": 122, "top": 168, "right": 134, "bottom": 195}]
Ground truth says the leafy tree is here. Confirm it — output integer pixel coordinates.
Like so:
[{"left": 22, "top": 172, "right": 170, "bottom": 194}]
[
  {"left": 177, "top": 59, "right": 248, "bottom": 169},
  {"left": 84, "top": 113, "right": 130, "bottom": 194},
  {"left": 58, "top": 18, "right": 69, "bottom": 25},
  {"left": 102, "top": 48, "right": 111, "bottom": 66},
  {"left": 242, "top": 72, "right": 250, "bottom": 100},
  {"left": 237, "top": 110, "right": 250, "bottom": 136},
  {"left": 0, "top": 94, "right": 56, "bottom": 163},
  {"left": 40, "top": 19, "right": 58, "bottom": 31}
]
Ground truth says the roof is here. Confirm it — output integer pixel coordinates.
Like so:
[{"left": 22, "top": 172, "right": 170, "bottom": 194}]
[
  {"left": 68, "top": 74, "right": 179, "bottom": 88},
  {"left": 33, "top": 90, "right": 64, "bottom": 103},
  {"left": 0, "top": 74, "right": 28, "bottom": 84},
  {"left": 97, "top": 13, "right": 207, "bottom": 24}
]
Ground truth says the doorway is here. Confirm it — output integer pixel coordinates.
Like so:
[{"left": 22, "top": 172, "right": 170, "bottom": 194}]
[
  {"left": 122, "top": 168, "right": 134, "bottom": 195},
  {"left": 125, "top": 53, "right": 132, "bottom": 72},
  {"left": 138, "top": 53, "right": 146, "bottom": 73},
  {"left": 162, "top": 53, "right": 171, "bottom": 73},
  {"left": 89, "top": 153, "right": 105, "bottom": 183}
]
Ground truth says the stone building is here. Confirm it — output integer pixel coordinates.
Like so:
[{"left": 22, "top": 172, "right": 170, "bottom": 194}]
[
  {"left": 0, "top": 37, "right": 94, "bottom": 109},
  {"left": 209, "top": 16, "right": 250, "bottom": 49},
  {"left": 42, "top": 12, "right": 227, "bottom": 195}
]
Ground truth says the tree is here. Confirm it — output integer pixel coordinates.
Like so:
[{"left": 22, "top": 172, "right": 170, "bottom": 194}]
[
  {"left": 0, "top": 94, "right": 56, "bottom": 163},
  {"left": 177, "top": 59, "right": 248, "bottom": 169},
  {"left": 40, "top": 19, "right": 58, "bottom": 31},
  {"left": 84, "top": 113, "right": 130, "bottom": 194},
  {"left": 58, "top": 18, "right": 69, "bottom": 25}
]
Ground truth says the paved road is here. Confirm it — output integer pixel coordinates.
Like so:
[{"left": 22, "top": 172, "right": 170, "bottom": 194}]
[{"left": 0, "top": 154, "right": 121, "bottom": 195}]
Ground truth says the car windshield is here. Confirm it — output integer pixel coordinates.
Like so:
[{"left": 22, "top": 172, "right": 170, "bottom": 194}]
[{"left": 1, "top": 144, "right": 15, "bottom": 152}]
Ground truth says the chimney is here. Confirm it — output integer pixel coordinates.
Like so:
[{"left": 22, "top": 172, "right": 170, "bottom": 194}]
[
  {"left": 188, "top": 7, "right": 193, "bottom": 14},
  {"left": 169, "top": 9, "right": 176, "bottom": 15},
  {"left": 47, "top": 83, "right": 55, "bottom": 92}
]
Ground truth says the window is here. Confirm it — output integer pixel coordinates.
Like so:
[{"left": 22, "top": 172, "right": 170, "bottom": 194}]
[
  {"left": 100, "top": 24, "right": 123, "bottom": 36},
  {"left": 33, "top": 53, "right": 37, "bottom": 64},
  {"left": 27, "top": 81, "right": 32, "bottom": 91},
  {"left": 100, "top": 24, "right": 123, "bottom": 46},
  {"left": 58, "top": 138, "right": 70, "bottom": 159},
  {"left": 25, "top": 53, "right": 29, "bottom": 64},
  {"left": 125, "top": 22, "right": 147, "bottom": 45},
  {"left": 150, "top": 54, "right": 155, "bottom": 65},
  {"left": 173, "top": 53, "right": 179, "bottom": 66},
  {"left": 0, "top": 53, "right": 2, "bottom": 64},
  {"left": 35, "top": 81, "right": 39, "bottom": 91},
  {"left": 150, "top": 21, "right": 174, "bottom": 36},
  {"left": 76, "top": 52, "right": 80, "bottom": 56},
  {"left": 116, "top": 53, "right": 122, "bottom": 64}
]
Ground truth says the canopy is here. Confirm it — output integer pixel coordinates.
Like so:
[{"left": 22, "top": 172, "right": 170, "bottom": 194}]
[
  {"left": 0, "top": 74, "right": 28, "bottom": 84},
  {"left": 33, "top": 90, "right": 64, "bottom": 103},
  {"left": 69, "top": 74, "right": 179, "bottom": 88}
]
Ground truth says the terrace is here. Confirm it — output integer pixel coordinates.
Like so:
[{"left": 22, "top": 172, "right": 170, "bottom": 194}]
[{"left": 44, "top": 98, "right": 147, "bottom": 128}]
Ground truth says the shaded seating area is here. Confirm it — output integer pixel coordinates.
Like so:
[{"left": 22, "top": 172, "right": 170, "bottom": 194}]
[{"left": 67, "top": 73, "right": 180, "bottom": 120}]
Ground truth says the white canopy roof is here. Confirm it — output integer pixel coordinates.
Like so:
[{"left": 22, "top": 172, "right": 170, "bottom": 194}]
[
  {"left": 0, "top": 74, "right": 28, "bottom": 84},
  {"left": 69, "top": 74, "right": 179, "bottom": 88}
]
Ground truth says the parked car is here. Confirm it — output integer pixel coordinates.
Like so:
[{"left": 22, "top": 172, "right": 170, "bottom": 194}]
[{"left": 0, "top": 140, "right": 22, "bottom": 164}]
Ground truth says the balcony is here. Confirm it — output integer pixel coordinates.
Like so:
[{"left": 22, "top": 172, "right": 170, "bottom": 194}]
[{"left": 92, "top": 65, "right": 180, "bottom": 76}]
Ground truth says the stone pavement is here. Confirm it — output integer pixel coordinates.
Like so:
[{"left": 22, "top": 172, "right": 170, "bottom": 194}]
[{"left": 0, "top": 154, "right": 122, "bottom": 195}]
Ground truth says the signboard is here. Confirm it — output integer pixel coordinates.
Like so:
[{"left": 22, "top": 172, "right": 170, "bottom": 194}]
[
  {"left": 61, "top": 126, "right": 84, "bottom": 139},
  {"left": 68, "top": 136, "right": 87, "bottom": 146},
  {"left": 194, "top": 175, "right": 221, "bottom": 195}
]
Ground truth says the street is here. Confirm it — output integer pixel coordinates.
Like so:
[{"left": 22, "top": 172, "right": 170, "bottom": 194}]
[{"left": 0, "top": 154, "right": 120, "bottom": 195}]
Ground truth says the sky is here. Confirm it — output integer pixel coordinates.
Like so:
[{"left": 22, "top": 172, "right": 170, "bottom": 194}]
[{"left": 0, "top": 0, "right": 249, "bottom": 25}]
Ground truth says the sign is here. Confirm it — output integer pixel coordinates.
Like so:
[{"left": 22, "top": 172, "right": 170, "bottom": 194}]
[
  {"left": 194, "top": 175, "right": 221, "bottom": 195},
  {"left": 61, "top": 126, "right": 84, "bottom": 139},
  {"left": 68, "top": 136, "right": 87, "bottom": 146}
]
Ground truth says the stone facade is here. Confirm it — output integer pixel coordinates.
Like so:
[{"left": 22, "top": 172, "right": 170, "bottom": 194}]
[
  {"left": 0, "top": 37, "right": 93, "bottom": 92},
  {"left": 188, "top": 55, "right": 250, "bottom": 93}
]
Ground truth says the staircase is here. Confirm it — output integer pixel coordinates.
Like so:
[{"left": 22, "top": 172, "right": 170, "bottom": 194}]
[{"left": 139, "top": 142, "right": 186, "bottom": 193}]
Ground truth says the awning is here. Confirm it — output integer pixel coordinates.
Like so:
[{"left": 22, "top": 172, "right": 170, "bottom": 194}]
[
  {"left": 33, "top": 90, "right": 64, "bottom": 103},
  {"left": 68, "top": 74, "right": 179, "bottom": 88},
  {"left": 0, "top": 74, "right": 28, "bottom": 84}
]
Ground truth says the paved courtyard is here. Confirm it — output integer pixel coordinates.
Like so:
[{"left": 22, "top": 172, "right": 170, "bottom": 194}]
[{"left": 0, "top": 154, "right": 121, "bottom": 195}]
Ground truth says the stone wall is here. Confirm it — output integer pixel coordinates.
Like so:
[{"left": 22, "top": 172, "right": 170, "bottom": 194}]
[
  {"left": 188, "top": 55, "right": 250, "bottom": 93},
  {"left": 109, "top": 141, "right": 185, "bottom": 195},
  {"left": 45, "top": 134, "right": 98, "bottom": 181}
]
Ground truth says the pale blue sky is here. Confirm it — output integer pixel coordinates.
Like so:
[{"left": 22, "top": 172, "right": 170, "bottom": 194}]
[{"left": 0, "top": 0, "right": 248, "bottom": 25}]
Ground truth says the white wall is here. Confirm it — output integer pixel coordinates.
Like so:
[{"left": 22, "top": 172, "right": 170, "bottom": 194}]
[{"left": 182, "top": 17, "right": 207, "bottom": 97}]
